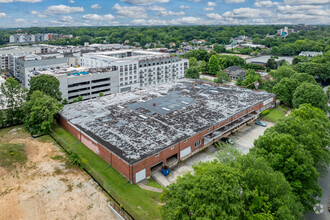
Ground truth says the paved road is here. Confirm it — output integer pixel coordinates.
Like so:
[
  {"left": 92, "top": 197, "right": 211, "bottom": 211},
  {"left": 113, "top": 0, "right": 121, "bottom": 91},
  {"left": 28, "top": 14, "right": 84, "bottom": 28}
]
[{"left": 305, "top": 167, "right": 330, "bottom": 220}]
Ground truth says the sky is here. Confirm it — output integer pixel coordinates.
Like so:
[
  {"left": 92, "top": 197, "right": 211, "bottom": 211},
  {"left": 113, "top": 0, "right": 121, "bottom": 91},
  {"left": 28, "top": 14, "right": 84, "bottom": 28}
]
[{"left": 0, "top": 0, "right": 329, "bottom": 28}]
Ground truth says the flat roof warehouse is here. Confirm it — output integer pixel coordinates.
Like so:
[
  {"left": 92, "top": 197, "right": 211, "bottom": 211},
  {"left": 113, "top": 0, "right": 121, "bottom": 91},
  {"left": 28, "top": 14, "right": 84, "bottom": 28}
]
[{"left": 60, "top": 79, "right": 275, "bottom": 165}]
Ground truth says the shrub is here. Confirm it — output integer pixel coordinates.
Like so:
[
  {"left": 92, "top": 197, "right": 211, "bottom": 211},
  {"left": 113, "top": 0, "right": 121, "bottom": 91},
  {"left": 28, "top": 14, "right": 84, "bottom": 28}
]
[{"left": 261, "top": 109, "right": 270, "bottom": 116}]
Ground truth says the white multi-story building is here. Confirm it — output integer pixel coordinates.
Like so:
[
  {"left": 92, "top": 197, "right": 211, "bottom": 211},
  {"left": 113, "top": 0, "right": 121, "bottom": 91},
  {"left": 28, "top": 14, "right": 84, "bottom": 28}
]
[
  {"left": 25, "top": 66, "right": 119, "bottom": 102},
  {"left": 277, "top": 27, "right": 295, "bottom": 37},
  {"left": 13, "top": 54, "right": 77, "bottom": 84},
  {"left": 9, "top": 33, "right": 63, "bottom": 44},
  {"left": 80, "top": 50, "right": 188, "bottom": 92}
]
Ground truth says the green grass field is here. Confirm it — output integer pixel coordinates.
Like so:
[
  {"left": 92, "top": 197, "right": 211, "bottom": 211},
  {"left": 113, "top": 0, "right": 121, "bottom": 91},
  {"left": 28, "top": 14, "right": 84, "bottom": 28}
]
[
  {"left": 52, "top": 125, "right": 162, "bottom": 220},
  {"left": 260, "top": 109, "right": 286, "bottom": 123},
  {"left": 146, "top": 178, "right": 165, "bottom": 189},
  {"left": 0, "top": 143, "right": 27, "bottom": 169}
]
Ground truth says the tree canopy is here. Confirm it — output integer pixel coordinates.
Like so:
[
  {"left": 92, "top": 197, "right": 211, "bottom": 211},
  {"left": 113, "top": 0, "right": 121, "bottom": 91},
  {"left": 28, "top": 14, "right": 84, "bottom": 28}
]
[
  {"left": 23, "top": 90, "right": 62, "bottom": 135},
  {"left": 292, "top": 83, "right": 328, "bottom": 111},
  {"left": 208, "top": 55, "right": 220, "bottom": 75},
  {"left": 29, "top": 75, "right": 62, "bottom": 101},
  {"left": 0, "top": 77, "right": 27, "bottom": 127},
  {"left": 185, "top": 67, "right": 200, "bottom": 79}
]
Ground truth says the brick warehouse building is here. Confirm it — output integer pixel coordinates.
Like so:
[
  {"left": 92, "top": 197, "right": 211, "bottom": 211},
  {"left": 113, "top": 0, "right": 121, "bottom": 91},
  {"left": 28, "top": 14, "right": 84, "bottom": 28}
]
[{"left": 58, "top": 79, "right": 276, "bottom": 184}]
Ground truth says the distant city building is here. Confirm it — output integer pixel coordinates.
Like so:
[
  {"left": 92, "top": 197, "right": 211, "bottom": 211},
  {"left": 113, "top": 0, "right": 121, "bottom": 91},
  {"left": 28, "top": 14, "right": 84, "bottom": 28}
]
[
  {"left": 277, "top": 27, "right": 295, "bottom": 37},
  {"left": 299, "top": 51, "right": 323, "bottom": 57},
  {"left": 9, "top": 33, "right": 64, "bottom": 44}
]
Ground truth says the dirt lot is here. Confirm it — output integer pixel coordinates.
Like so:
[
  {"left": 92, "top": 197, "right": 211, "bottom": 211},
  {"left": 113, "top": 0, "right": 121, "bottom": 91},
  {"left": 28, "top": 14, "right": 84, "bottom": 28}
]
[{"left": 0, "top": 126, "right": 116, "bottom": 220}]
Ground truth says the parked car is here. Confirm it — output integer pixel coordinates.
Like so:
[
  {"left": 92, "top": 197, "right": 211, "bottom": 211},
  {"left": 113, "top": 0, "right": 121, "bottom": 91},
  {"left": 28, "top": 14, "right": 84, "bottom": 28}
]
[
  {"left": 255, "top": 121, "right": 267, "bottom": 127},
  {"left": 221, "top": 137, "right": 235, "bottom": 145}
]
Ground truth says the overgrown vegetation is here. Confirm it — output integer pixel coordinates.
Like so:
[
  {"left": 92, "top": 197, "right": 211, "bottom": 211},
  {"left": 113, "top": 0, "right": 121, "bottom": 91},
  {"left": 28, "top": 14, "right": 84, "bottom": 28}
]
[
  {"left": 161, "top": 104, "right": 330, "bottom": 219},
  {"left": 0, "top": 143, "right": 27, "bottom": 169},
  {"left": 52, "top": 126, "right": 162, "bottom": 220}
]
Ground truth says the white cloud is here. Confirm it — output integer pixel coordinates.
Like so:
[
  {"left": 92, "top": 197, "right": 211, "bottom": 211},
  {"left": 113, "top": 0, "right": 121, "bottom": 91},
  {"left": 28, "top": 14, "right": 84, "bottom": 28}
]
[
  {"left": 58, "top": 15, "right": 74, "bottom": 23},
  {"left": 0, "top": 0, "right": 41, "bottom": 3},
  {"left": 31, "top": 10, "right": 47, "bottom": 18},
  {"left": 0, "top": 12, "right": 7, "bottom": 18},
  {"left": 83, "top": 14, "right": 103, "bottom": 20},
  {"left": 284, "top": 0, "right": 330, "bottom": 5},
  {"left": 68, "top": 0, "right": 75, "bottom": 3},
  {"left": 120, "top": 0, "right": 170, "bottom": 5},
  {"left": 206, "top": 13, "right": 222, "bottom": 19},
  {"left": 254, "top": 1, "right": 281, "bottom": 7},
  {"left": 148, "top": 6, "right": 166, "bottom": 11},
  {"left": 180, "top": 5, "right": 190, "bottom": 9},
  {"left": 83, "top": 14, "right": 115, "bottom": 21},
  {"left": 225, "top": 0, "right": 246, "bottom": 3},
  {"left": 253, "top": 18, "right": 265, "bottom": 23},
  {"left": 157, "top": 10, "right": 185, "bottom": 16},
  {"left": 278, "top": 4, "right": 324, "bottom": 14},
  {"left": 45, "top": 5, "right": 84, "bottom": 15},
  {"left": 113, "top": 4, "right": 147, "bottom": 18},
  {"left": 275, "top": 13, "right": 329, "bottom": 24},
  {"left": 204, "top": 7, "right": 214, "bottom": 11},
  {"left": 91, "top": 4, "right": 101, "bottom": 9},
  {"left": 223, "top": 7, "right": 273, "bottom": 18},
  {"left": 207, "top": 2, "right": 216, "bottom": 6},
  {"left": 15, "top": 18, "right": 28, "bottom": 23}
]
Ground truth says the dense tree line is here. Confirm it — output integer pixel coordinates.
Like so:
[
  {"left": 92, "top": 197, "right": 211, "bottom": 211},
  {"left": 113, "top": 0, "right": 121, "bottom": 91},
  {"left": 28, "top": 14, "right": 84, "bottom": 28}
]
[
  {"left": 161, "top": 104, "right": 330, "bottom": 219},
  {"left": 2, "top": 26, "right": 329, "bottom": 50},
  {"left": 0, "top": 76, "right": 63, "bottom": 135}
]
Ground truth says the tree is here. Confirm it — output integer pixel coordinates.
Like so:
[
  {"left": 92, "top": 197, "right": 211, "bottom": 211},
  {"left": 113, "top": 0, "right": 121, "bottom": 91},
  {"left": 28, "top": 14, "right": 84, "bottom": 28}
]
[
  {"left": 161, "top": 161, "right": 244, "bottom": 219},
  {"left": 188, "top": 57, "right": 198, "bottom": 67},
  {"left": 99, "top": 92, "right": 104, "bottom": 97},
  {"left": 235, "top": 75, "right": 244, "bottom": 86},
  {"left": 272, "top": 78, "right": 299, "bottom": 106},
  {"left": 270, "top": 46, "right": 280, "bottom": 55},
  {"left": 252, "top": 131, "right": 321, "bottom": 212},
  {"left": 270, "top": 66, "right": 297, "bottom": 82},
  {"left": 29, "top": 75, "right": 62, "bottom": 101},
  {"left": 214, "top": 71, "right": 230, "bottom": 84},
  {"left": 241, "top": 69, "right": 262, "bottom": 89},
  {"left": 233, "top": 154, "right": 304, "bottom": 220},
  {"left": 198, "top": 60, "right": 208, "bottom": 74},
  {"left": 185, "top": 67, "right": 200, "bottom": 79},
  {"left": 208, "top": 55, "right": 220, "bottom": 75},
  {"left": 266, "top": 58, "right": 278, "bottom": 70},
  {"left": 0, "top": 77, "right": 27, "bottom": 126},
  {"left": 290, "top": 72, "right": 317, "bottom": 85},
  {"left": 23, "top": 91, "right": 62, "bottom": 135},
  {"left": 72, "top": 95, "right": 83, "bottom": 103},
  {"left": 62, "top": 99, "right": 68, "bottom": 105},
  {"left": 292, "top": 83, "right": 327, "bottom": 111},
  {"left": 292, "top": 55, "right": 309, "bottom": 65},
  {"left": 213, "top": 43, "right": 226, "bottom": 53},
  {"left": 271, "top": 104, "right": 330, "bottom": 175}
]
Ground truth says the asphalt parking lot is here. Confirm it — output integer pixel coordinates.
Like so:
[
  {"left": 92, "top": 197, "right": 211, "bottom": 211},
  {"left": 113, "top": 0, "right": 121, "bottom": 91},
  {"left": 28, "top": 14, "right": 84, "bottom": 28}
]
[{"left": 157, "top": 120, "right": 274, "bottom": 186}]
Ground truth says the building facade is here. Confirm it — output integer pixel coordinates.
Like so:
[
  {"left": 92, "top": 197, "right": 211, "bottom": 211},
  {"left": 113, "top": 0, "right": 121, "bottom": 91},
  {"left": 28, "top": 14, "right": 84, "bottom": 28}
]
[
  {"left": 26, "top": 66, "right": 119, "bottom": 102},
  {"left": 80, "top": 50, "right": 189, "bottom": 92}
]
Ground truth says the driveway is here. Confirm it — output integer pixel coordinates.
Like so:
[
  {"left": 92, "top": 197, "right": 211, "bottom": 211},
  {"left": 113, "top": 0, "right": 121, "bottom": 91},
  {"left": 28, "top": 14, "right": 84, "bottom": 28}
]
[
  {"left": 153, "top": 120, "right": 273, "bottom": 186},
  {"left": 305, "top": 166, "right": 330, "bottom": 220}
]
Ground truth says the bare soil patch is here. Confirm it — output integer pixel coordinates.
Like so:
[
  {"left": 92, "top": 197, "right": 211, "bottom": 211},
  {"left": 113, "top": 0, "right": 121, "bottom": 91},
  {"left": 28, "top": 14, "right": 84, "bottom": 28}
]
[{"left": 0, "top": 126, "right": 116, "bottom": 220}]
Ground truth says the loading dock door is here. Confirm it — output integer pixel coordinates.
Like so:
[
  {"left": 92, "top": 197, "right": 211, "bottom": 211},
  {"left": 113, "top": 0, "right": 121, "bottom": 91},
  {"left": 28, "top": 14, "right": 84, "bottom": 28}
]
[
  {"left": 135, "top": 169, "right": 146, "bottom": 183},
  {"left": 180, "top": 146, "right": 191, "bottom": 159}
]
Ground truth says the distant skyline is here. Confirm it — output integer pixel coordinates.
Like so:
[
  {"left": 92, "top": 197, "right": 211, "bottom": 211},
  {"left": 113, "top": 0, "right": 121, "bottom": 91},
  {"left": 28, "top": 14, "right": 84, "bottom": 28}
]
[{"left": 0, "top": 0, "right": 329, "bottom": 28}]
